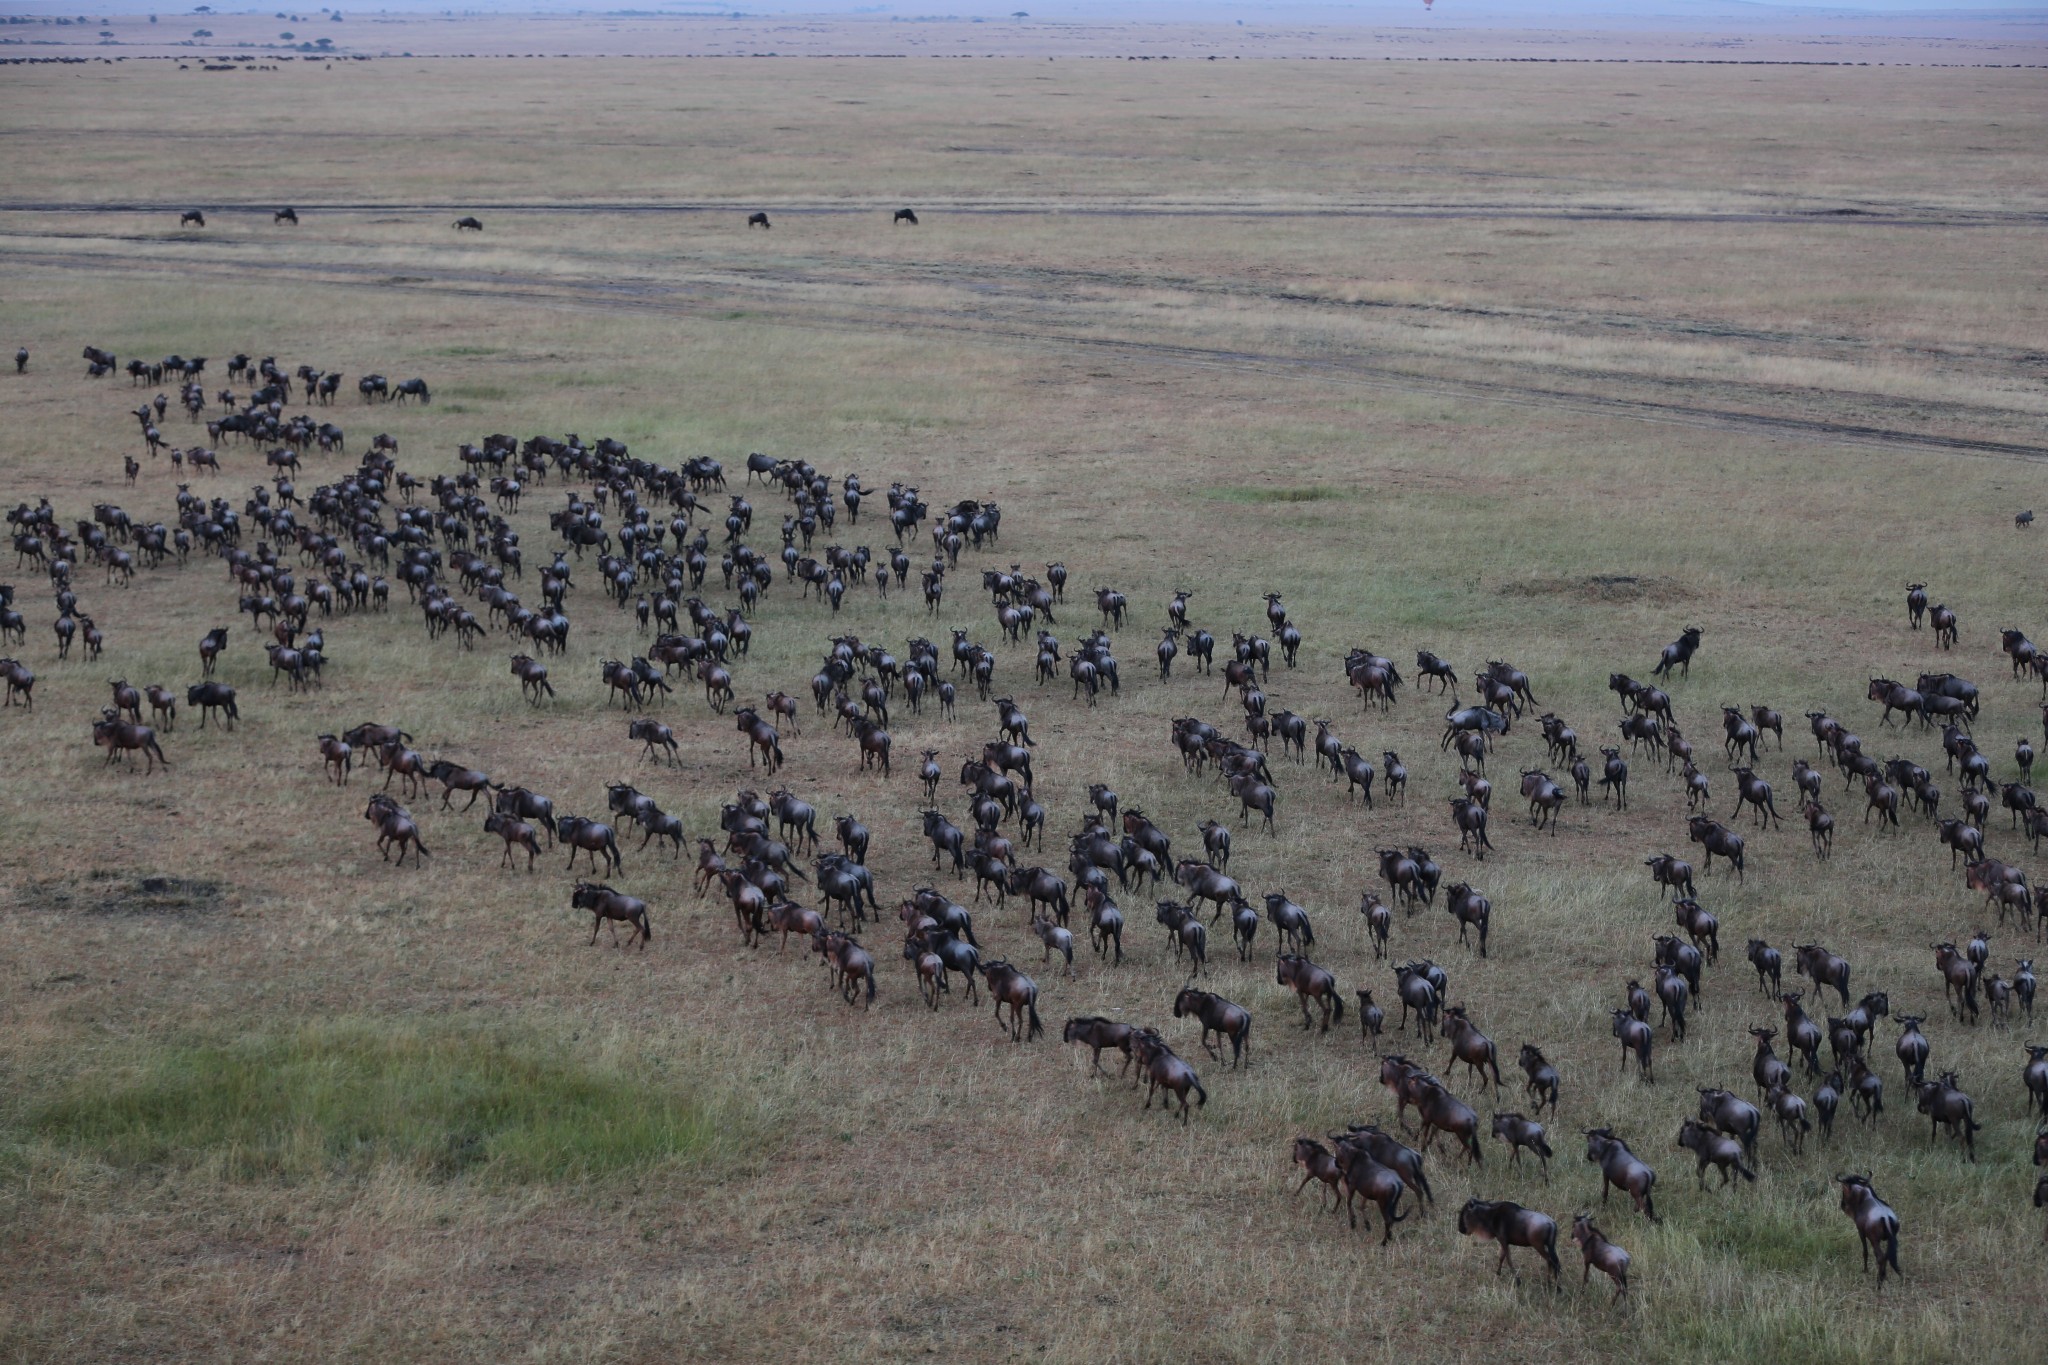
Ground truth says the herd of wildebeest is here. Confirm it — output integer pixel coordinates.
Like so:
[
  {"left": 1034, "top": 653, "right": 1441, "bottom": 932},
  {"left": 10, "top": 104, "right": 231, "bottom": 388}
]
[{"left": 5, "top": 335, "right": 2047, "bottom": 1302}]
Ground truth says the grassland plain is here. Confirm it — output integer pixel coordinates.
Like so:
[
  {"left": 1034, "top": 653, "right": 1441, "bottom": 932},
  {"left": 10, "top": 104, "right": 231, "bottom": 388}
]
[{"left": 0, "top": 55, "right": 2045, "bottom": 1365}]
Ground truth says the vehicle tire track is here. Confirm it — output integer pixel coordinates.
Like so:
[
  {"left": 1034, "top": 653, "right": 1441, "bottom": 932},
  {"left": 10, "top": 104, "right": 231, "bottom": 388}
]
[{"left": 13, "top": 245, "right": 2047, "bottom": 464}]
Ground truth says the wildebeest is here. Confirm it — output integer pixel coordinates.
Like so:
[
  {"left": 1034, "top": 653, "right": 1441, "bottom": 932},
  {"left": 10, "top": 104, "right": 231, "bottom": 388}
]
[
  {"left": 747, "top": 211, "right": 771, "bottom": 229},
  {"left": 893, "top": 208, "right": 919, "bottom": 225},
  {"left": 363, "top": 793, "right": 427, "bottom": 866},
  {"left": 1456, "top": 1199, "right": 1558, "bottom": 1279},
  {"left": 453, "top": 216, "right": 483, "bottom": 231},
  {"left": 571, "top": 882, "right": 650, "bottom": 949},
  {"left": 1652, "top": 626, "right": 1702, "bottom": 678},
  {"left": 1584, "top": 1127, "right": 1658, "bottom": 1219},
  {"left": 179, "top": 210, "right": 206, "bottom": 228},
  {"left": 1277, "top": 953, "right": 1344, "bottom": 1032},
  {"left": 1835, "top": 1173, "right": 1902, "bottom": 1283},
  {"left": 1174, "top": 986, "right": 1252, "bottom": 1068}
]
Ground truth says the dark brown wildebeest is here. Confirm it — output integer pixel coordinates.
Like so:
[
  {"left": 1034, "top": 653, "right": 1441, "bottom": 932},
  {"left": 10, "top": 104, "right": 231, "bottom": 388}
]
[
  {"left": 811, "top": 928, "right": 876, "bottom": 1007},
  {"left": 557, "top": 814, "right": 622, "bottom": 877},
  {"left": 629, "top": 717, "right": 677, "bottom": 765},
  {"left": 1359, "top": 889, "right": 1391, "bottom": 959},
  {"left": 1676, "top": 1117, "right": 1756, "bottom": 1190},
  {"left": 1835, "top": 1173, "right": 1902, "bottom": 1283},
  {"left": 1443, "top": 882, "right": 1491, "bottom": 957},
  {"left": 1747, "top": 938, "right": 1783, "bottom": 997},
  {"left": 92, "top": 711, "right": 169, "bottom": 773},
  {"left": 453, "top": 216, "right": 483, "bottom": 231},
  {"left": 1130, "top": 1030, "right": 1206, "bottom": 1125},
  {"left": 893, "top": 207, "right": 919, "bottom": 225},
  {"left": 1729, "top": 767, "right": 1781, "bottom": 828},
  {"left": 1290, "top": 1137, "right": 1346, "bottom": 1215},
  {"left": 143, "top": 683, "right": 176, "bottom": 731},
  {"left": 1584, "top": 1127, "right": 1659, "bottom": 1219},
  {"left": 1062, "top": 1016, "right": 1136, "bottom": 1077},
  {"left": 571, "top": 881, "right": 650, "bottom": 950},
  {"left": 1450, "top": 797, "right": 1492, "bottom": 860},
  {"left": 184, "top": 681, "right": 238, "bottom": 730},
  {"left": 1697, "top": 1085, "right": 1762, "bottom": 1161},
  {"left": 1687, "top": 815, "right": 1745, "bottom": 881},
  {"left": 1645, "top": 853, "right": 1695, "bottom": 900},
  {"left": 1599, "top": 746, "right": 1629, "bottom": 809},
  {"left": 1570, "top": 1216, "right": 1630, "bottom": 1299},
  {"left": 1324, "top": 1133, "right": 1415, "bottom": 1241},
  {"left": 734, "top": 707, "right": 784, "bottom": 773},
  {"left": 1393, "top": 965, "right": 1440, "bottom": 1042},
  {"left": 1766, "top": 1080, "right": 1812, "bottom": 1153},
  {"left": 1442, "top": 1005, "right": 1503, "bottom": 1092},
  {"left": 1932, "top": 942, "right": 1981, "bottom": 1023},
  {"left": 1457, "top": 1200, "right": 1558, "bottom": 1279},
  {"left": 981, "top": 959, "right": 1044, "bottom": 1041},
  {"left": 483, "top": 811, "right": 543, "bottom": 871},
  {"left": 1519, "top": 1043, "right": 1560, "bottom": 1115},
  {"left": 1800, "top": 799, "right": 1835, "bottom": 858},
  {"left": 1489, "top": 1112, "right": 1552, "bottom": 1176},
  {"left": 1520, "top": 769, "right": 1565, "bottom": 833},
  {"left": 198, "top": 626, "right": 230, "bottom": 676},
  {"left": 1277, "top": 954, "right": 1344, "bottom": 1032},
  {"left": 746, "top": 211, "right": 770, "bottom": 229},
  {"left": 1793, "top": 944, "right": 1853, "bottom": 1009},
  {"left": 1673, "top": 897, "right": 1720, "bottom": 961},
  {"left": 109, "top": 679, "right": 141, "bottom": 723},
  {"left": 1611, "top": 1009, "right": 1654, "bottom": 1083},
  {"left": 316, "top": 733, "right": 352, "bottom": 785},
  {"left": 1174, "top": 986, "right": 1252, "bottom": 1068},
  {"left": 1652, "top": 626, "right": 1702, "bottom": 678},
  {"left": 511, "top": 653, "right": 555, "bottom": 704},
  {"left": 1750, "top": 1026, "right": 1792, "bottom": 1099},
  {"left": 426, "top": 759, "right": 492, "bottom": 812},
  {"left": 363, "top": 793, "right": 427, "bottom": 866},
  {"left": 179, "top": 210, "right": 205, "bottom": 228}
]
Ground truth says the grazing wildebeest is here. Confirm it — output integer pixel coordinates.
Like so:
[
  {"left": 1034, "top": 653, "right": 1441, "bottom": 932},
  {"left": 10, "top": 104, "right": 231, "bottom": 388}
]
[
  {"left": 179, "top": 210, "right": 205, "bottom": 228},
  {"left": 747, "top": 211, "right": 771, "bottom": 229},
  {"left": 453, "top": 216, "right": 483, "bottom": 231},
  {"left": 893, "top": 208, "right": 919, "bottom": 225}
]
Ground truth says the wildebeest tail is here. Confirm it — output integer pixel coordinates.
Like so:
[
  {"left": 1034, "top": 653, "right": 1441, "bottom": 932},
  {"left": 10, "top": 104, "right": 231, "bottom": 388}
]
[
  {"left": 1192, "top": 1075, "right": 1208, "bottom": 1108},
  {"left": 865, "top": 970, "right": 876, "bottom": 1003},
  {"left": 1331, "top": 991, "right": 1345, "bottom": 1024},
  {"left": 1026, "top": 999, "right": 1043, "bottom": 1040}
]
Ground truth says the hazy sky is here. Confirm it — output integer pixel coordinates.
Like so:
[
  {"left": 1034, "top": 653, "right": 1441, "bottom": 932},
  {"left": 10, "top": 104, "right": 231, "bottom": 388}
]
[{"left": 15, "top": 1, "right": 2038, "bottom": 13}]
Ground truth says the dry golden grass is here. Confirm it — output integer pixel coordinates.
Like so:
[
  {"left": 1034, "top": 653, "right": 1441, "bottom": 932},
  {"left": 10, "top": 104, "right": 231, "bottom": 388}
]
[{"left": 2, "top": 54, "right": 2046, "bottom": 1365}]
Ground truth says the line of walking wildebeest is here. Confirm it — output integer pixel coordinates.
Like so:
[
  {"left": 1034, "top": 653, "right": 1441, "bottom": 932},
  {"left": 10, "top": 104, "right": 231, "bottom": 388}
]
[{"left": 8, "top": 339, "right": 2048, "bottom": 1296}]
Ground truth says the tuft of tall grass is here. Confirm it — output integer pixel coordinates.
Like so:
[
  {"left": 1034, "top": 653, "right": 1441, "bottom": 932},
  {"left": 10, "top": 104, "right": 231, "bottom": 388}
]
[{"left": 23, "top": 1019, "right": 762, "bottom": 1185}]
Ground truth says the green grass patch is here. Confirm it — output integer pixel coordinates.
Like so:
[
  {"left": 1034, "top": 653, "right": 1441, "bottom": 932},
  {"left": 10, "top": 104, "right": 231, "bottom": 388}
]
[
  {"left": 24, "top": 1020, "right": 756, "bottom": 1185},
  {"left": 444, "top": 382, "right": 512, "bottom": 402},
  {"left": 1202, "top": 485, "right": 1348, "bottom": 504}
]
